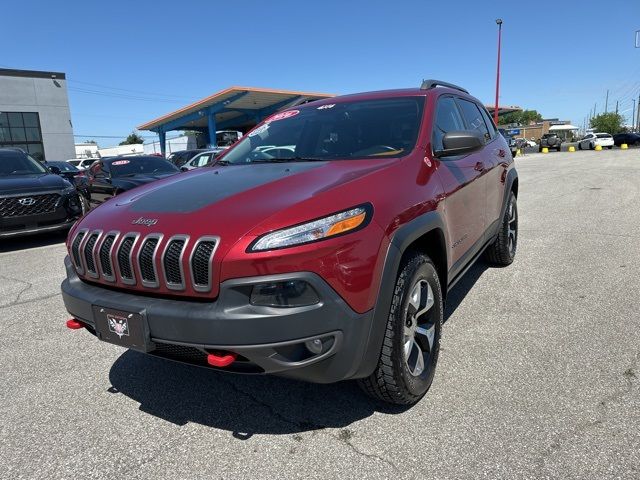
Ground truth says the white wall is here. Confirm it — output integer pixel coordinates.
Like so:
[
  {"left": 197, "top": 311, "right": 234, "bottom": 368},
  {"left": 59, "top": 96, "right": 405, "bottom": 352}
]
[
  {"left": 98, "top": 144, "right": 144, "bottom": 157},
  {"left": 143, "top": 135, "right": 197, "bottom": 155}
]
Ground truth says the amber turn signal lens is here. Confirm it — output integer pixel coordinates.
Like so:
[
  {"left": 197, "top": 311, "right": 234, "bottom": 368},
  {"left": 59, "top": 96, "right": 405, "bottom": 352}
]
[{"left": 326, "top": 212, "right": 366, "bottom": 236}]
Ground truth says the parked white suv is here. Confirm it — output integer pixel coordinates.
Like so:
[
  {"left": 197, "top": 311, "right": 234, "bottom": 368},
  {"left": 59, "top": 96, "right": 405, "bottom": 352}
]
[
  {"left": 578, "top": 133, "right": 614, "bottom": 150},
  {"left": 180, "top": 149, "right": 225, "bottom": 171}
]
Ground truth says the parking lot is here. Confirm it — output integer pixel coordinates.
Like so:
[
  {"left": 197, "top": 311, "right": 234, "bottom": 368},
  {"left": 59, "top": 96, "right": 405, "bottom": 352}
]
[{"left": 1, "top": 148, "right": 638, "bottom": 479}]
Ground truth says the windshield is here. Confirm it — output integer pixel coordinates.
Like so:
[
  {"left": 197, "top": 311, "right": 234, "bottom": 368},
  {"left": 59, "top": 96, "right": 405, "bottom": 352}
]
[
  {"left": 0, "top": 151, "right": 48, "bottom": 176},
  {"left": 110, "top": 157, "right": 179, "bottom": 177},
  {"left": 221, "top": 97, "right": 425, "bottom": 164}
]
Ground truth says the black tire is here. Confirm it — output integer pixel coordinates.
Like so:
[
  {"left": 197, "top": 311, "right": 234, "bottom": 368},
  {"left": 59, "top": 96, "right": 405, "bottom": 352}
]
[
  {"left": 358, "top": 252, "right": 443, "bottom": 405},
  {"left": 607, "top": 146, "right": 613, "bottom": 149},
  {"left": 538, "top": 147, "right": 543, "bottom": 153},
  {"left": 578, "top": 143, "right": 582, "bottom": 150},
  {"left": 484, "top": 191, "right": 518, "bottom": 266},
  {"left": 557, "top": 146, "right": 562, "bottom": 152}
]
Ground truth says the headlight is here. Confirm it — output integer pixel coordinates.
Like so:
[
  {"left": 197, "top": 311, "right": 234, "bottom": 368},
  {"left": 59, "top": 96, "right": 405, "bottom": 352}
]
[
  {"left": 250, "top": 204, "right": 372, "bottom": 252},
  {"left": 62, "top": 186, "right": 76, "bottom": 196}
]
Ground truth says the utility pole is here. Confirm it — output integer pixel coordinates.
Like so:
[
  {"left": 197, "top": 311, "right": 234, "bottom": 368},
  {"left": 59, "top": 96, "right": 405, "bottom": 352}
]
[
  {"left": 605, "top": 90, "right": 609, "bottom": 113},
  {"left": 615, "top": 100, "right": 619, "bottom": 114},
  {"left": 633, "top": 99, "right": 636, "bottom": 130},
  {"left": 493, "top": 19, "right": 503, "bottom": 125},
  {"left": 636, "top": 94, "right": 640, "bottom": 132}
]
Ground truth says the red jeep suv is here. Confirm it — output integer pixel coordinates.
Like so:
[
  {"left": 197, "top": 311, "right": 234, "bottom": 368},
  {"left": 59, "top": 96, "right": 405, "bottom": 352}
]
[{"left": 62, "top": 80, "right": 518, "bottom": 405}]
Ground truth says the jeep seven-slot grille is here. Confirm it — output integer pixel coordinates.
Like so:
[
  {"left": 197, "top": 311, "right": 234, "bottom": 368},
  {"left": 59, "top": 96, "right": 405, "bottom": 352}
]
[
  {"left": 83, "top": 234, "right": 99, "bottom": 274},
  {"left": 139, "top": 237, "right": 158, "bottom": 283},
  {"left": 164, "top": 239, "right": 185, "bottom": 285},
  {"left": 192, "top": 241, "right": 216, "bottom": 288},
  {"left": 0, "top": 193, "right": 60, "bottom": 218},
  {"left": 70, "top": 231, "right": 218, "bottom": 296},
  {"left": 71, "top": 231, "right": 85, "bottom": 268},
  {"left": 99, "top": 235, "right": 115, "bottom": 277},
  {"left": 117, "top": 237, "right": 135, "bottom": 280}
]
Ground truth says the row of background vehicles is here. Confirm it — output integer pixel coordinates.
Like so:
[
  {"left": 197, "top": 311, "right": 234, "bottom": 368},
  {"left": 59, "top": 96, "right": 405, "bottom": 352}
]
[{"left": 0, "top": 132, "right": 242, "bottom": 238}]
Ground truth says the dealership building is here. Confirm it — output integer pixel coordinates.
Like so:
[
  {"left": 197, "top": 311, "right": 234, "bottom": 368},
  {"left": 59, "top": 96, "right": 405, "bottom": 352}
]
[{"left": 0, "top": 68, "right": 75, "bottom": 161}]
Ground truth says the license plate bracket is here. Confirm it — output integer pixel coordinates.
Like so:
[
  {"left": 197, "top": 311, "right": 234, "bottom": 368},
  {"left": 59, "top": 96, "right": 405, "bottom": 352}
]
[{"left": 92, "top": 305, "right": 153, "bottom": 352}]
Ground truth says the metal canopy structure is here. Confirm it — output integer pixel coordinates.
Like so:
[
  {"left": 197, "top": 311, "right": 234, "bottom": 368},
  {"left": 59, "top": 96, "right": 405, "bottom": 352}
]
[
  {"left": 485, "top": 104, "right": 522, "bottom": 117},
  {"left": 137, "top": 86, "right": 334, "bottom": 155}
]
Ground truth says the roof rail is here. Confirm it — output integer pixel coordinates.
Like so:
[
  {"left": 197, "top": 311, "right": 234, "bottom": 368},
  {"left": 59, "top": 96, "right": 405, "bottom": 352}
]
[{"left": 420, "top": 79, "right": 468, "bottom": 94}]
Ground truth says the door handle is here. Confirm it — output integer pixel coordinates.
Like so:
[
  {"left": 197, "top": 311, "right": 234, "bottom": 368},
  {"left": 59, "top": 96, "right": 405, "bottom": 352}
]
[{"left": 474, "top": 161, "right": 485, "bottom": 172}]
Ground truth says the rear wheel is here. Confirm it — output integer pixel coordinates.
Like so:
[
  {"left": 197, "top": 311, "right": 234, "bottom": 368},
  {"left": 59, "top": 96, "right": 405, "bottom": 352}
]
[
  {"left": 358, "top": 252, "right": 443, "bottom": 405},
  {"left": 484, "top": 191, "right": 518, "bottom": 266},
  {"left": 607, "top": 146, "right": 613, "bottom": 149},
  {"left": 578, "top": 143, "right": 582, "bottom": 150}
]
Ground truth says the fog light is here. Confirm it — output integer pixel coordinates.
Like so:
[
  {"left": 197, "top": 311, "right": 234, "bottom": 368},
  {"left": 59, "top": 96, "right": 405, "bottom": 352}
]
[
  {"left": 250, "top": 280, "right": 319, "bottom": 307},
  {"left": 305, "top": 338, "right": 323, "bottom": 355}
]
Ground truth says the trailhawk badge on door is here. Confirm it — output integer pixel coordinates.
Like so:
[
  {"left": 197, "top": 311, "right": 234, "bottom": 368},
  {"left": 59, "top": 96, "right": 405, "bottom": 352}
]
[{"left": 107, "top": 313, "right": 131, "bottom": 338}]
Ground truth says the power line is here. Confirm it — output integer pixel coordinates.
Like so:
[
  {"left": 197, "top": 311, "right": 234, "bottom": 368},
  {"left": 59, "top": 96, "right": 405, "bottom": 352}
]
[
  {"left": 67, "top": 87, "right": 188, "bottom": 103},
  {"left": 67, "top": 79, "right": 195, "bottom": 100}
]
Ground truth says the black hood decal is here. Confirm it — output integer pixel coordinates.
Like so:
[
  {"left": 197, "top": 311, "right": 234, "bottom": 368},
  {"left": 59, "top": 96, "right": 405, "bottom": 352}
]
[{"left": 123, "top": 163, "right": 325, "bottom": 213}]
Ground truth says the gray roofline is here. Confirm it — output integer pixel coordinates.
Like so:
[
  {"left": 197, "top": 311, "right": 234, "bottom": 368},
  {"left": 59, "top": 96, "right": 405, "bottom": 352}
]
[{"left": 0, "top": 68, "right": 66, "bottom": 80}]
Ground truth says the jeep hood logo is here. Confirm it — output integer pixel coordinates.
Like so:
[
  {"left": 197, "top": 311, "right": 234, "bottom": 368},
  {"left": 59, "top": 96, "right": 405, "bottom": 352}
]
[{"left": 131, "top": 217, "right": 158, "bottom": 227}]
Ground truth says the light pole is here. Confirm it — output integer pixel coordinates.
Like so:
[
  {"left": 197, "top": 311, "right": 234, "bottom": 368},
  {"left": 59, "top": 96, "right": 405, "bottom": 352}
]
[{"left": 494, "top": 19, "right": 503, "bottom": 126}]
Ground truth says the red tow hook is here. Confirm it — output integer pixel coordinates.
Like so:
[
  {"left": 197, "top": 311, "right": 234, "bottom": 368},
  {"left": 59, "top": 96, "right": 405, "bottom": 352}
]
[
  {"left": 66, "top": 318, "right": 84, "bottom": 330},
  {"left": 206, "top": 351, "right": 237, "bottom": 367}
]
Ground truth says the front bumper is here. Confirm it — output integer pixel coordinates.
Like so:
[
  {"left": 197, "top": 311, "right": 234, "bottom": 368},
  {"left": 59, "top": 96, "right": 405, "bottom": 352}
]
[{"left": 61, "top": 257, "right": 374, "bottom": 383}]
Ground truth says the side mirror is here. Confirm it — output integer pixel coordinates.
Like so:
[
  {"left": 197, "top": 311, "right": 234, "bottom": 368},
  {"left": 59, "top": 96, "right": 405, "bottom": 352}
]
[
  {"left": 436, "top": 130, "right": 484, "bottom": 157},
  {"left": 49, "top": 166, "right": 61, "bottom": 175},
  {"left": 180, "top": 166, "right": 189, "bottom": 172}
]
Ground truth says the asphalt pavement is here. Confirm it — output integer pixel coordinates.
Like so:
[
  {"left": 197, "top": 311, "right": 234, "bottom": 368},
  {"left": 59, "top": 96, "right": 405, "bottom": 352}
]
[{"left": 1, "top": 148, "right": 639, "bottom": 479}]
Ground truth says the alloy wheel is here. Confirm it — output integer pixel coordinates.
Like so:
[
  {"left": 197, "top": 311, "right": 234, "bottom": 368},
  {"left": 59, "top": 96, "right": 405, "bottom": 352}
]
[
  {"left": 403, "top": 279, "right": 436, "bottom": 377},
  {"left": 508, "top": 200, "right": 517, "bottom": 255}
]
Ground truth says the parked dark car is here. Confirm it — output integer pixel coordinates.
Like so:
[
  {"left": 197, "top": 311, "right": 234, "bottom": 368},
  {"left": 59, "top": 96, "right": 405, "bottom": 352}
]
[
  {"left": 45, "top": 161, "right": 91, "bottom": 209},
  {"left": 86, "top": 155, "right": 180, "bottom": 207},
  {"left": 539, "top": 133, "right": 562, "bottom": 152},
  {"left": 498, "top": 128, "right": 518, "bottom": 157},
  {"left": 612, "top": 132, "right": 640, "bottom": 146},
  {"left": 166, "top": 149, "right": 210, "bottom": 168},
  {"left": 0, "top": 148, "right": 83, "bottom": 238},
  {"left": 62, "top": 80, "right": 518, "bottom": 406}
]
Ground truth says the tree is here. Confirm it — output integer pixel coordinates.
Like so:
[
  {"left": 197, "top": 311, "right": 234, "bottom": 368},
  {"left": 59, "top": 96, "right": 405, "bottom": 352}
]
[
  {"left": 590, "top": 112, "right": 624, "bottom": 134},
  {"left": 119, "top": 132, "right": 144, "bottom": 145},
  {"left": 500, "top": 109, "right": 543, "bottom": 126},
  {"left": 84, "top": 139, "right": 97, "bottom": 144}
]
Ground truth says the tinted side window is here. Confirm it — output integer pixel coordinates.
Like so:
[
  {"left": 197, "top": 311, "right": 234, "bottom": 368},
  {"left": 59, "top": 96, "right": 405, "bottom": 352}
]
[
  {"left": 432, "top": 96, "right": 465, "bottom": 152},
  {"left": 479, "top": 106, "right": 498, "bottom": 138},
  {"left": 456, "top": 99, "right": 491, "bottom": 143}
]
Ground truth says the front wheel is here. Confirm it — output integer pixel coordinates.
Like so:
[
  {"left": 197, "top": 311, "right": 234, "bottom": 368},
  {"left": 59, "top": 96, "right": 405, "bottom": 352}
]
[
  {"left": 358, "top": 252, "right": 443, "bottom": 405},
  {"left": 484, "top": 191, "right": 518, "bottom": 266},
  {"left": 607, "top": 146, "right": 613, "bottom": 149}
]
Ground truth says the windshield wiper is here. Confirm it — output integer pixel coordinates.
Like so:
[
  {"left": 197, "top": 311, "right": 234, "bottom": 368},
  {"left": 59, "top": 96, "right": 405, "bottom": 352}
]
[{"left": 250, "top": 156, "right": 328, "bottom": 163}]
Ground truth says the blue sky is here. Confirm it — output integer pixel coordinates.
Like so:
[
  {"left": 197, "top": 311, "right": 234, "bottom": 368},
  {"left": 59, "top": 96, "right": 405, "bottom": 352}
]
[{"left": 4, "top": 0, "right": 640, "bottom": 145}]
